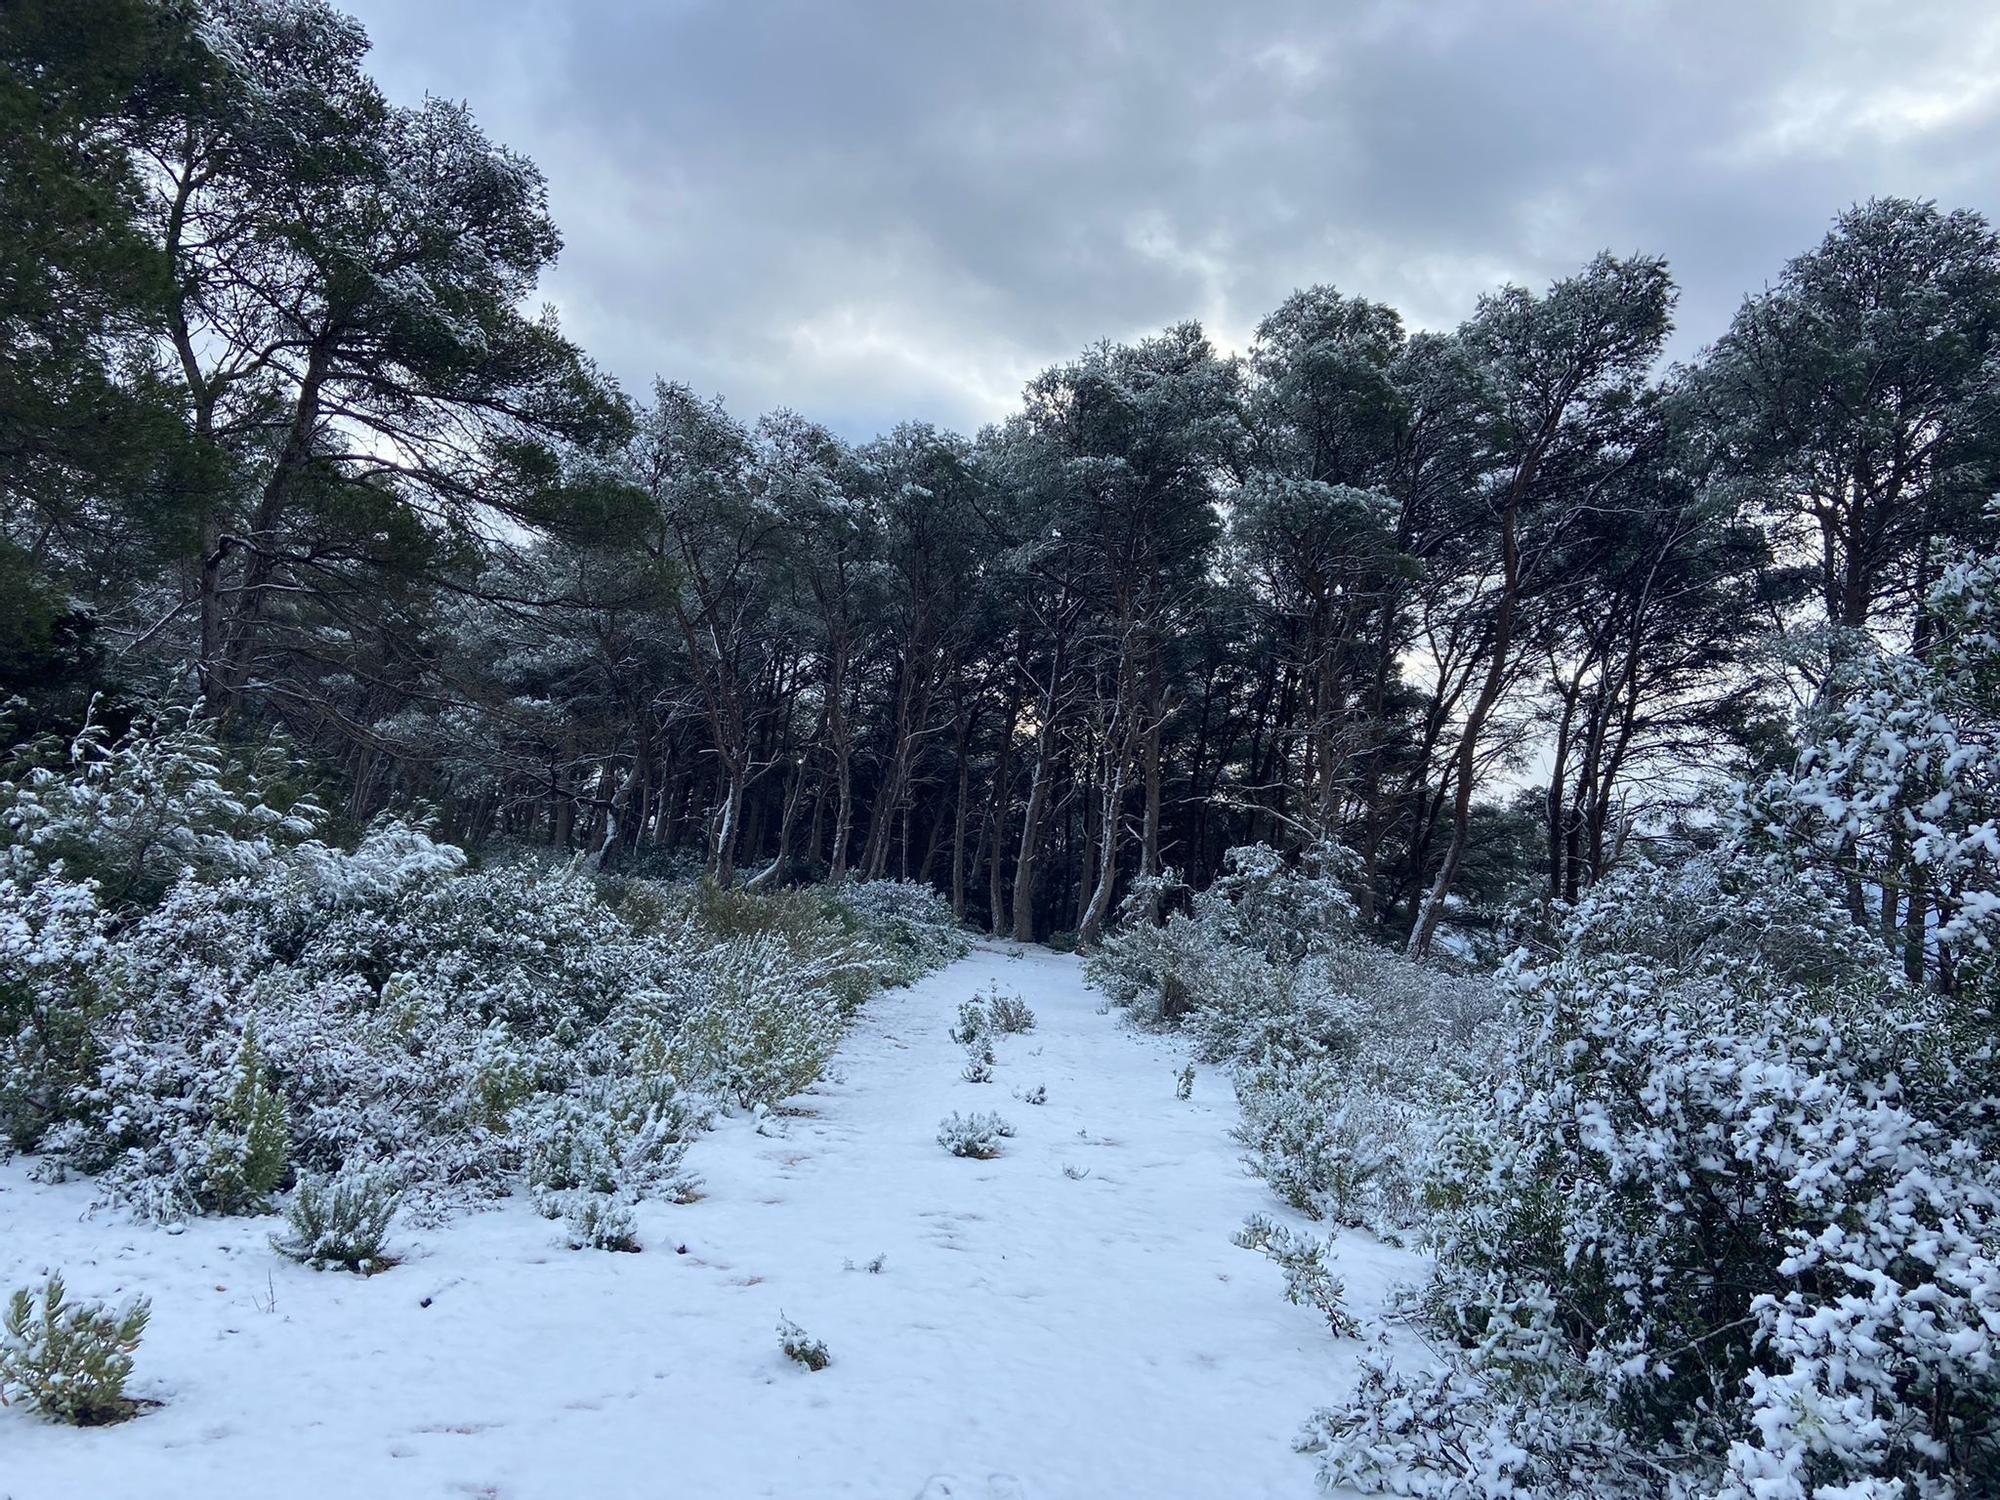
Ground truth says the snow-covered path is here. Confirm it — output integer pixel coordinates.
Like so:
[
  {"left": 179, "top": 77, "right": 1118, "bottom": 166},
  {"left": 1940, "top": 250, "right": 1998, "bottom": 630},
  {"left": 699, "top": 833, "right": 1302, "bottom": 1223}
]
[{"left": 2, "top": 944, "right": 1422, "bottom": 1500}]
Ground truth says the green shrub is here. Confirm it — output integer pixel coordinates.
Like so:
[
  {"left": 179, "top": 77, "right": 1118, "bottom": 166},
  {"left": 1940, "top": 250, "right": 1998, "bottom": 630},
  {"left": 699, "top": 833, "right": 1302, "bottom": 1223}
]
[
  {"left": 985, "top": 989, "right": 1035, "bottom": 1035},
  {"left": 0, "top": 1272, "right": 150, "bottom": 1425},
  {"left": 937, "top": 1110, "right": 1013, "bottom": 1158},
  {"left": 671, "top": 936, "right": 845, "bottom": 1108},
  {"left": 201, "top": 1021, "right": 290, "bottom": 1214},
  {"left": 777, "top": 1315, "right": 830, "bottom": 1371},
  {"left": 947, "top": 997, "right": 988, "bottom": 1046},
  {"left": 561, "top": 1191, "right": 641, "bottom": 1252},
  {"left": 1233, "top": 1213, "right": 1358, "bottom": 1337},
  {"left": 273, "top": 1164, "right": 400, "bottom": 1273}
]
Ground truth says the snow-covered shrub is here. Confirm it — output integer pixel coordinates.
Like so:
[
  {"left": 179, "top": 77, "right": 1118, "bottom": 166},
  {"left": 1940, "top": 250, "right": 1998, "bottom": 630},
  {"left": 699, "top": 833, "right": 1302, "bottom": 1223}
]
[
  {"left": 948, "top": 986, "right": 1033, "bottom": 1077},
  {"left": 686, "top": 883, "right": 887, "bottom": 1014},
  {"left": 1088, "top": 844, "right": 1358, "bottom": 1028},
  {"left": 936, "top": 1110, "right": 1014, "bottom": 1158},
  {"left": 273, "top": 1164, "right": 401, "bottom": 1274},
  {"left": 0, "top": 870, "right": 106, "bottom": 1151},
  {"left": 960, "top": 1039, "right": 996, "bottom": 1083},
  {"left": 985, "top": 989, "right": 1035, "bottom": 1035},
  {"left": 1307, "top": 846, "right": 2000, "bottom": 1498},
  {"left": 1233, "top": 1213, "right": 1358, "bottom": 1337},
  {"left": 1090, "top": 840, "right": 1496, "bottom": 1235},
  {"left": 515, "top": 1073, "right": 700, "bottom": 1206},
  {"left": 1299, "top": 1350, "right": 1630, "bottom": 1500},
  {"left": 0, "top": 1272, "right": 150, "bottom": 1425},
  {"left": 1233, "top": 1058, "right": 1408, "bottom": 1227},
  {"left": 560, "top": 1190, "right": 640, "bottom": 1253},
  {"left": 668, "top": 933, "right": 846, "bottom": 1109},
  {"left": 0, "top": 710, "right": 319, "bottom": 910},
  {"left": 823, "top": 878, "right": 967, "bottom": 986},
  {"left": 199, "top": 1021, "right": 290, "bottom": 1215},
  {"left": 777, "top": 1315, "right": 830, "bottom": 1371},
  {"left": 1185, "top": 936, "right": 1497, "bottom": 1232},
  {"left": 0, "top": 717, "right": 914, "bottom": 1225},
  {"left": 948, "top": 997, "right": 988, "bottom": 1046}
]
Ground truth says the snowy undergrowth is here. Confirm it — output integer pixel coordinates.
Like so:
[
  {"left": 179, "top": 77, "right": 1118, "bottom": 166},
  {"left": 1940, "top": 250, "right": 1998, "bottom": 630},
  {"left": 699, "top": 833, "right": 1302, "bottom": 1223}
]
[
  {"left": 0, "top": 944, "right": 1423, "bottom": 1498},
  {"left": 0, "top": 715, "right": 967, "bottom": 1232},
  {"left": 1094, "top": 793, "right": 2000, "bottom": 1495}
]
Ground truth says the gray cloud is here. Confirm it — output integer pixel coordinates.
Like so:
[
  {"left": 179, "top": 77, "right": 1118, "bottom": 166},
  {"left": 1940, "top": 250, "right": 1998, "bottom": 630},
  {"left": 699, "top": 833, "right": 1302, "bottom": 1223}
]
[{"left": 342, "top": 0, "right": 2000, "bottom": 440}]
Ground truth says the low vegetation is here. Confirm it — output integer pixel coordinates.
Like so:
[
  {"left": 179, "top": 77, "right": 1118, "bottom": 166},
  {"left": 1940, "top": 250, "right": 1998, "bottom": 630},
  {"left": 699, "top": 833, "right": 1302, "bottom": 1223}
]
[{"left": 0, "top": 717, "right": 967, "bottom": 1234}]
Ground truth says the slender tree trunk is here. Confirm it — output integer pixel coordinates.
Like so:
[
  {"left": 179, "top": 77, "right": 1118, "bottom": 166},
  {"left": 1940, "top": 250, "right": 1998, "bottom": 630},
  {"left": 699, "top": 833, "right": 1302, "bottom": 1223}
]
[{"left": 1410, "top": 499, "right": 1521, "bottom": 959}]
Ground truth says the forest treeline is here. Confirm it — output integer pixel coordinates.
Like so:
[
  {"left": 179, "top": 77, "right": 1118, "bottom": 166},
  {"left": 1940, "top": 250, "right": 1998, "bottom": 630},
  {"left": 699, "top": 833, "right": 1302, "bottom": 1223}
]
[{"left": 9, "top": 0, "right": 2000, "bottom": 954}]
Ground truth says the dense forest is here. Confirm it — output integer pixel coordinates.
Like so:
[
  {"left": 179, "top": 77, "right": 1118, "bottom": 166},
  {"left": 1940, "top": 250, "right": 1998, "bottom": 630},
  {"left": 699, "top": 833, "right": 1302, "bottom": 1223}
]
[
  {"left": 12, "top": 0, "right": 2000, "bottom": 965},
  {"left": 6, "top": 3, "right": 2000, "bottom": 1498}
]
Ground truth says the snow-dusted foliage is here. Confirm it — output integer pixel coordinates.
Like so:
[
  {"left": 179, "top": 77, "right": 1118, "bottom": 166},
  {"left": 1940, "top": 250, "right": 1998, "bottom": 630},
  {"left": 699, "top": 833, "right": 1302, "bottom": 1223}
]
[
  {"left": 1299, "top": 542, "right": 2000, "bottom": 1498},
  {"left": 1092, "top": 846, "right": 1497, "bottom": 1232},
  {"left": 1094, "top": 567, "right": 2000, "bottom": 1498},
  {"left": 0, "top": 1272, "right": 150, "bottom": 1425},
  {"left": 822, "top": 879, "right": 968, "bottom": 986},
  {"left": 1307, "top": 846, "right": 1998, "bottom": 1497},
  {"left": 1087, "top": 843, "right": 1358, "bottom": 1028},
  {"left": 272, "top": 1165, "right": 401, "bottom": 1274},
  {"left": 0, "top": 711, "right": 320, "bottom": 909},
  {"left": 1232, "top": 1213, "right": 1359, "bottom": 1337},
  {"left": 0, "top": 719, "right": 963, "bottom": 1226},
  {"left": 559, "top": 1190, "right": 641, "bottom": 1253},
  {"left": 936, "top": 1110, "right": 1014, "bottom": 1158},
  {"left": 777, "top": 1315, "right": 831, "bottom": 1371}
]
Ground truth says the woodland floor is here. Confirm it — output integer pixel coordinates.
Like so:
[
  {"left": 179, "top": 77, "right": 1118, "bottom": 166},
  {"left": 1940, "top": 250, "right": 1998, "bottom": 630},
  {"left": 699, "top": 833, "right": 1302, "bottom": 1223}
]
[{"left": 1, "top": 944, "right": 1426, "bottom": 1500}]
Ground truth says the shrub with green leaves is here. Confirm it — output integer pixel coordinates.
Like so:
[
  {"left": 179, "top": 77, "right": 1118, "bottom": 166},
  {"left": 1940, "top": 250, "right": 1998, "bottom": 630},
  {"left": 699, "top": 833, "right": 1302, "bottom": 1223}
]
[
  {"left": 0, "top": 713, "right": 939, "bottom": 1227},
  {"left": 670, "top": 934, "right": 847, "bottom": 1109},
  {"left": 777, "top": 1315, "right": 830, "bottom": 1371},
  {"left": 515, "top": 1074, "right": 702, "bottom": 1204},
  {"left": 984, "top": 989, "right": 1035, "bottom": 1035},
  {"left": 0, "top": 1272, "right": 150, "bottom": 1425},
  {"left": 823, "top": 879, "right": 967, "bottom": 986},
  {"left": 937, "top": 1110, "right": 1014, "bottom": 1159},
  {"left": 0, "top": 870, "right": 105, "bottom": 1152},
  {"left": 560, "top": 1191, "right": 641, "bottom": 1252},
  {"left": 947, "top": 997, "right": 988, "bottom": 1047},
  {"left": 960, "top": 1040, "right": 995, "bottom": 1083},
  {"left": 200, "top": 1021, "right": 290, "bottom": 1215},
  {"left": 1233, "top": 1213, "right": 1358, "bottom": 1337},
  {"left": 273, "top": 1164, "right": 401, "bottom": 1273},
  {"left": 0, "top": 711, "right": 319, "bottom": 911}
]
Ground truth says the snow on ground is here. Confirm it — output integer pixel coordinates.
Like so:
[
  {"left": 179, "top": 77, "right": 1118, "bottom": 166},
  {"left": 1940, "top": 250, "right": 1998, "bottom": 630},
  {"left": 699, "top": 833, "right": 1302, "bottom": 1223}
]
[{"left": 1, "top": 944, "right": 1426, "bottom": 1500}]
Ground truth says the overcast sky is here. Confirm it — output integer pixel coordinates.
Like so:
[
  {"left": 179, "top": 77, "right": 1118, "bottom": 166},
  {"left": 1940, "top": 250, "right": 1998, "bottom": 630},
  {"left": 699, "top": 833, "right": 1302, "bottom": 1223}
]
[{"left": 343, "top": 0, "right": 2000, "bottom": 442}]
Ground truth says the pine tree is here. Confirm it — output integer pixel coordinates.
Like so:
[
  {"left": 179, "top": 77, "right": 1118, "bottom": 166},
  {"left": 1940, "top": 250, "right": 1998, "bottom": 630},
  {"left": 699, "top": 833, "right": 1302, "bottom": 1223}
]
[{"left": 201, "top": 1021, "right": 289, "bottom": 1214}]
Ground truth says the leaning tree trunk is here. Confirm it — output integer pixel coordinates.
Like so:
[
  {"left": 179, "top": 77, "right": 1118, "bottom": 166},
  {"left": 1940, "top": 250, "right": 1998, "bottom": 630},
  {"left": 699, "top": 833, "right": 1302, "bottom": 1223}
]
[{"left": 1409, "top": 500, "right": 1520, "bottom": 959}]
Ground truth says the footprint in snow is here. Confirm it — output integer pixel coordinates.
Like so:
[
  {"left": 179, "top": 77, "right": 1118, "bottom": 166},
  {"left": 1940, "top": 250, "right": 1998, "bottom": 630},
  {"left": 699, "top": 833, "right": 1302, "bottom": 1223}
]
[{"left": 915, "top": 1475, "right": 1027, "bottom": 1499}]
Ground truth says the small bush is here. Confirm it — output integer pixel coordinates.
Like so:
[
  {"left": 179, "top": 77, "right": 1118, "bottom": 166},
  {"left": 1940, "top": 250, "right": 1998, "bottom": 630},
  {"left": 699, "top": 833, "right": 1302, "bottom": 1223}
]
[
  {"left": 777, "top": 1315, "right": 830, "bottom": 1371},
  {"left": 515, "top": 1076, "right": 700, "bottom": 1202},
  {"left": 960, "top": 1039, "right": 996, "bottom": 1082},
  {"left": 0, "top": 1272, "right": 150, "bottom": 1425},
  {"left": 561, "top": 1191, "right": 641, "bottom": 1252},
  {"left": 937, "top": 1110, "right": 1014, "bottom": 1158},
  {"left": 273, "top": 1164, "right": 400, "bottom": 1273},
  {"left": 985, "top": 989, "right": 1035, "bottom": 1034},
  {"left": 1020, "top": 1083, "right": 1047, "bottom": 1105},
  {"left": 947, "top": 997, "right": 988, "bottom": 1047},
  {"left": 200, "top": 1021, "right": 291, "bottom": 1215},
  {"left": 1174, "top": 1062, "right": 1195, "bottom": 1101}
]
